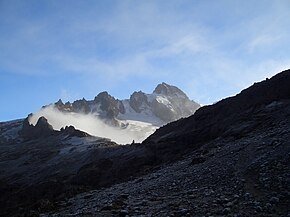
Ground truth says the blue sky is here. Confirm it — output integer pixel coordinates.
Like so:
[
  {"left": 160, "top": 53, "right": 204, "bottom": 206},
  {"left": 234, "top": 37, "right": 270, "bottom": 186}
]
[{"left": 1, "top": 0, "right": 290, "bottom": 121}]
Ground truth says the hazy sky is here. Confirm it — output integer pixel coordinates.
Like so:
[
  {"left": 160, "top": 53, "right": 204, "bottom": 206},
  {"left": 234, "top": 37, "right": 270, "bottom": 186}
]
[{"left": 1, "top": 0, "right": 290, "bottom": 121}]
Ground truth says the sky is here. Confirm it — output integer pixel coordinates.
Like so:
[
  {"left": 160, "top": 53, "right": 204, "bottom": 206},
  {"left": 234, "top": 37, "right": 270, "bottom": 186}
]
[{"left": 1, "top": 0, "right": 290, "bottom": 121}]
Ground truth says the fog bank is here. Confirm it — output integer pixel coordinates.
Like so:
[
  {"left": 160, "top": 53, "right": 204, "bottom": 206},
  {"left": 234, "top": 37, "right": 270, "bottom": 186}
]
[{"left": 29, "top": 105, "right": 155, "bottom": 144}]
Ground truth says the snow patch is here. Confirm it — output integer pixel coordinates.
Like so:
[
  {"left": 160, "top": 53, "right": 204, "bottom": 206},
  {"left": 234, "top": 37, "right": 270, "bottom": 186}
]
[
  {"left": 59, "top": 136, "right": 108, "bottom": 154},
  {"left": 118, "top": 100, "right": 163, "bottom": 126},
  {"left": 156, "top": 95, "right": 175, "bottom": 111}
]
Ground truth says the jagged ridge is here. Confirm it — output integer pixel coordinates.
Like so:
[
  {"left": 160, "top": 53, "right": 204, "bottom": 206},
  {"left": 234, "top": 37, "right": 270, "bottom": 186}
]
[{"left": 53, "top": 82, "right": 200, "bottom": 125}]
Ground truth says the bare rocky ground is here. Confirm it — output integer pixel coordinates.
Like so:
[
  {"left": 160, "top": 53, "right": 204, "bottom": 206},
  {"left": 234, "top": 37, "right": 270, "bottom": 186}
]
[
  {"left": 42, "top": 100, "right": 290, "bottom": 217},
  {"left": 1, "top": 70, "right": 290, "bottom": 217}
]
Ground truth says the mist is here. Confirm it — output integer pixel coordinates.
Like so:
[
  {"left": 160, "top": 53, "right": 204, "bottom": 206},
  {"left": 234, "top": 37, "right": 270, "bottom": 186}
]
[{"left": 28, "top": 105, "right": 155, "bottom": 144}]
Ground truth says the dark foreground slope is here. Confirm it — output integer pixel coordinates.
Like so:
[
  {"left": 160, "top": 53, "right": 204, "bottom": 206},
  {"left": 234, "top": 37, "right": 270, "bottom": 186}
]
[
  {"left": 44, "top": 103, "right": 290, "bottom": 216},
  {"left": 1, "top": 70, "right": 290, "bottom": 217},
  {"left": 43, "top": 69, "right": 290, "bottom": 217},
  {"left": 144, "top": 69, "right": 290, "bottom": 147}
]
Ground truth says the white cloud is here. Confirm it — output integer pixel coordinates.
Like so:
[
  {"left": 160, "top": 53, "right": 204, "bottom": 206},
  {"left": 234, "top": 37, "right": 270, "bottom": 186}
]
[{"left": 29, "top": 105, "right": 152, "bottom": 144}]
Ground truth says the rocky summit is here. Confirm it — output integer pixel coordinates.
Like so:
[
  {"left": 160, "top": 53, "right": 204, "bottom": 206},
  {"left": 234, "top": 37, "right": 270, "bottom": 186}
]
[
  {"left": 29, "top": 82, "right": 200, "bottom": 144},
  {"left": 52, "top": 82, "right": 200, "bottom": 126},
  {"left": 0, "top": 70, "right": 290, "bottom": 217}
]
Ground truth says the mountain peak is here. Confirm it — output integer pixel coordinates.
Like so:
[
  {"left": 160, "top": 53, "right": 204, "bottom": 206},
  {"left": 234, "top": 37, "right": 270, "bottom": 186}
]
[
  {"left": 56, "top": 99, "right": 64, "bottom": 105},
  {"left": 43, "top": 83, "right": 200, "bottom": 141},
  {"left": 20, "top": 116, "right": 54, "bottom": 139},
  {"left": 35, "top": 116, "right": 53, "bottom": 130},
  {"left": 153, "top": 82, "right": 188, "bottom": 98},
  {"left": 95, "top": 91, "right": 110, "bottom": 99}
]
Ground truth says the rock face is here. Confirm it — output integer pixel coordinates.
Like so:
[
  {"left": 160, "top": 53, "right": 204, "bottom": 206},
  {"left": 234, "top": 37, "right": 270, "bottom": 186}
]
[
  {"left": 151, "top": 83, "right": 199, "bottom": 122},
  {"left": 20, "top": 115, "right": 54, "bottom": 139},
  {"left": 52, "top": 82, "right": 200, "bottom": 127},
  {"left": 93, "top": 91, "right": 122, "bottom": 118},
  {"left": 129, "top": 91, "right": 149, "bottom": 113}
]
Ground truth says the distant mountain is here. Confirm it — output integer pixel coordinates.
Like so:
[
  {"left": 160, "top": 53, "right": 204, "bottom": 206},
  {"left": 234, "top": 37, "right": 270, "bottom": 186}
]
[
  {"left": 53, "top": 82, "right": 200, "bottom": 125},
  {"left": 30, "top": 82, "right": 200, "bottom": 143}
]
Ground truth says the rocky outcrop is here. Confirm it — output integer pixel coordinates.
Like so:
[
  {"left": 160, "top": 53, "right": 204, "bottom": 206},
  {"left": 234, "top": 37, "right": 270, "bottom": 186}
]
[
  {"left": 60, "top": 125, "right": 91, "bottom": 137},
  {"left": 20, "top": 115, "right": 54, "bottom": 139},
  {"left": 55, "top": 99, "right": 65, "bottom": 111},
  {"left": 94, "top": 91, "right": 120, "bottom": 118},
  {"left": 54, "top": 99, "right": 73, "bottom": 112},
  {"left": 151, "top": 98, "right": 176, "bottom": 122},
  {"left": 20, "top": 116, "right": 91, "bottom": 139},
  {"left": 72, "top": 98, "right": 90, "bottom": 114},
  {"left": 129, "top": 91, "right": 149, "bottom": 113}
]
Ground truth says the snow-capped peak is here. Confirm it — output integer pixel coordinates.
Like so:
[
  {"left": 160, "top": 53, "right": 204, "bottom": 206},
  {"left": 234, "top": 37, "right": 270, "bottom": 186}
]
[{"left": 37, "top": 83, "right": 200, "bottom": 143}]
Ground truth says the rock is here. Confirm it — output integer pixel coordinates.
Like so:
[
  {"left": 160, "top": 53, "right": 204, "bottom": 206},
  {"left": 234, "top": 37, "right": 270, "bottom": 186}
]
[
  {"left": 72, "top": 98, "right": 91, "bottom": 114},
  {"left": 120, "top": 194, "right": 129, "bottom": 199},
  {"left": 188, "top": 194, "right": 196, "bottom": 199},
  {"left": 222, "top": 207, "right": 231, "bottom": 215},
  {"left": 269, "top": 196, "right": 279, "bottom": 204},
  {"left": 225, "top": 201, "right": 233, "bottom": 207},
  {"left": 100, "top": 204, "right": 113, "bottom": 211},
  {"left": 151, "top": 82, "right": 200, "bottom": 122},
  {"left": 191, "top": 156, "right": 206, "bottom": 165},
  {"left": 233, "top": 194, "right": 240, "bottom": 199},
  {"left": 255, "top": 206, "right": 263, "bottom": 212},
  {"left": 20, "top": 116, "right": 54, "bottom": 139},
  {"left": 62, "top": 125, "right": 90, "bottom": 137},
  {"left": 83, "top": 194, "right": 93, "bottom": 199},
  {"left": 181, "top": 208, "right": 189, "bottom": 214},
  {"left": 93, "top": 92, "right": 121, "bottom": 125},
  {"left": 129, "top": 91, "right": 149, "bottom": 113},
  {"left": 119, "top": 209, "right": 129, "bottom": 217}
]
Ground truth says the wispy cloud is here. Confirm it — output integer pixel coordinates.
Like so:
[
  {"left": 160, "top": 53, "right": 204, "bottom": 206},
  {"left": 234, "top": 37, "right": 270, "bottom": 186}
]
[{"left": 29, "top": 105, "right": 155, "bottom": 144}]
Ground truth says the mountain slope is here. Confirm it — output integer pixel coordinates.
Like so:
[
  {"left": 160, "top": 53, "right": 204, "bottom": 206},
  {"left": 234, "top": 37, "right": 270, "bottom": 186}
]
[
  {"left": 43, "top": 113, "right": 290, "bottom": 216},
  {"left": 1, "top": 70, "right": 290, "bottom": 216},
  {"left": 29, "top": 82, "right": 200, "bottom": 143},
  {"left": 42, "top": 69, "right": 290, "bottom": 216},
  {"left": 144, "top": 69, "right": 290, "bottom": 147},
  {"left": 0, "top": 82, "right": 199, "bottom": 216}
]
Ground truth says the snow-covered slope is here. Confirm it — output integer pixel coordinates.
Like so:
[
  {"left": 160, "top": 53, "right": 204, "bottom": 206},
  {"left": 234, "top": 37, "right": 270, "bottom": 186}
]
[{"left": 30, "top": 83, "right": 200, "bottom": 143}]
